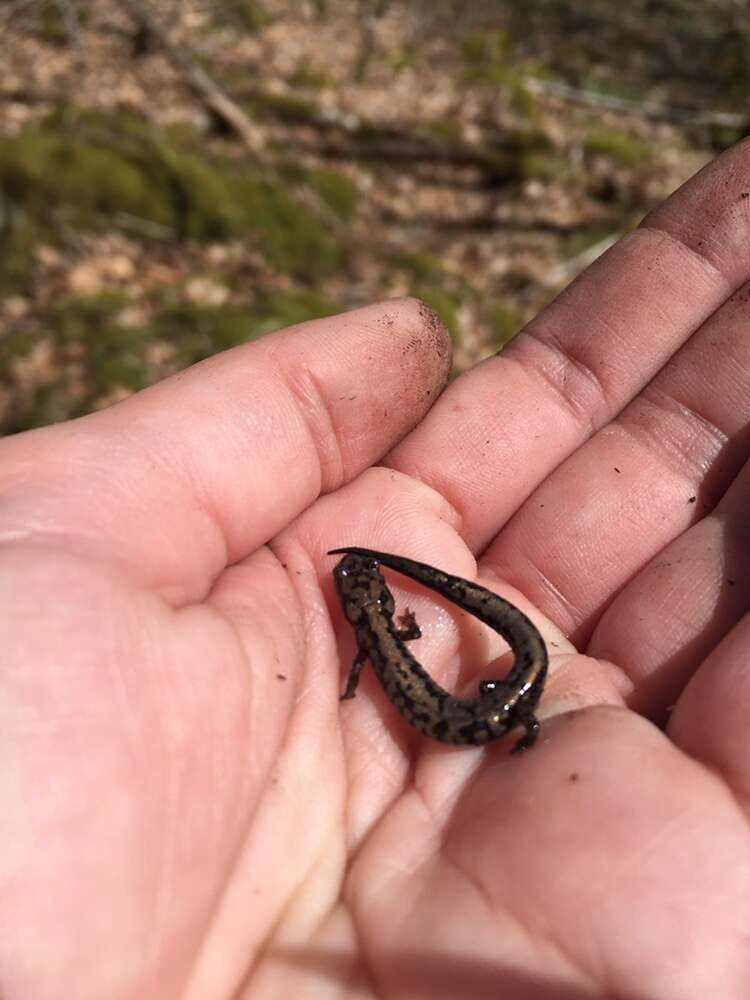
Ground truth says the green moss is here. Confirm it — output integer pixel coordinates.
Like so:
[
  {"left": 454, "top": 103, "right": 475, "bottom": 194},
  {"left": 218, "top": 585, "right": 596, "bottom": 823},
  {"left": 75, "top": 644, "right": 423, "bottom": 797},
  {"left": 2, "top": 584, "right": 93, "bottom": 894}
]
[
  {"left": 244, "top": 91, "right": 321, "bottom": 125},
  {"left": 0, "top": 127, "right": 170, "bottom": 232},
  {"left": 486, "top": 302, "right": 520, "bottom": 347},
  {"left": 509, "top": 78, "right": 541, "bottom": 120},
  {"left": 210, "top": 0, "right": 272, "bottom": 32},
  {"left": 385, "top": 44, "right": 418, "bottom": 74},
  {"left": 288, "top": 62, "right": 329, "bottom": 90},
  {"left": 421, "top": 118, "right": 464, "bottom": 144},
  {"left": 0, "top": 110, "right": 343, "bottom": 280},
  {"left": 2, "top": 295, "right": 150, "bottom": 430},
  {"left": 380, "top": 248, "right": 443, "bottom": 283},
  {"left": 307, "top": 169, "right": 359, "bottom": 221},
  {"left": 49, "top": 294, "right": 130, "bottom": 341},
  {"left": 704, "top": 122, "right": 745, "bottom": 152},
  {"left": 4, "top": 288, "right": 340, "bottom": 432},
  {"left": 349, "top": 118, "right": 396, "bottom": 143},
  {"left": 47, "top": 294, "right": 149, "bottom": 397},
  {"left": 92, "top": 331, "right": 150, "bottom": 393},
  {"left": 0, "top": 225, "right": 41, "bottom": 295},
  {"left": 150, "top": 290, "right": 337, "bottom": 366},
  {"left": 24, "top": 383, "right": 78, "bottom": 430},
  {"left": 36, "top": 1, "right": 90, "bottom": 46},
  {"left": 481, "top": 129, "right": 561, "bottom": 183},
  {"left": 583, "top": 129, "right": 650, "bottom": 166},
  {"left": 0, "top": 326, "right": 44, "bottom": 381},
  {"left": 461, "top": 29, "right": 512, "bottom": 85},
  {"left": 251, "top": 288, "right": 338, "bottom": 332},
  {"left": 234, "top": 174, "right": 343, "bottom": 276},
  {"left": 279, "top": 162, "right": 359, "bottom": 222},
  {"left": 150, "top": 303, "right": 256, "bottom": 364}
]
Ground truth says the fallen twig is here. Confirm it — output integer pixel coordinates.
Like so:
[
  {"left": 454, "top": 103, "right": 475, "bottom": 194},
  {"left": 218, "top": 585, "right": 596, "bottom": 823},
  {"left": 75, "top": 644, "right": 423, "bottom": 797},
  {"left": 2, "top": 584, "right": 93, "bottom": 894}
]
[
  {"left": 524, "top": 77, "right": 745, "bottom": 129},
  {"left": 121, "top": 0, "right": 267, "bottom": 161}
]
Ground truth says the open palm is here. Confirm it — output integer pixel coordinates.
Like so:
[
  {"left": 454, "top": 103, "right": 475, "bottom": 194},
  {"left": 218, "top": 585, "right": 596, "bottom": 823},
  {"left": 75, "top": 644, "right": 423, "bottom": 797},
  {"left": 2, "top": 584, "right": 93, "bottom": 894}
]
[{"left": 3, "top": 142, "right": 750, "bottom": 1000}]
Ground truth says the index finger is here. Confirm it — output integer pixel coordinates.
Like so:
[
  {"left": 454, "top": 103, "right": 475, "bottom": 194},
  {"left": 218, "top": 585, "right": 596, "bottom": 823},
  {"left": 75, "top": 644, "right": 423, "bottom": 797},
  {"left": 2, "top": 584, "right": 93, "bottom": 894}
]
[{"left": 388, "top": 140, "right": 750, "bottom": 552}]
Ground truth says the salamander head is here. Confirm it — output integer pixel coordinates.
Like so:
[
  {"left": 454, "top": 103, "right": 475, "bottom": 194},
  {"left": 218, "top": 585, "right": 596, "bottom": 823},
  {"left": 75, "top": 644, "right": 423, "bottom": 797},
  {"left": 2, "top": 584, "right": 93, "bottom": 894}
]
[{"left": 332, "top": 552, "right": 395, "bottom": 623}]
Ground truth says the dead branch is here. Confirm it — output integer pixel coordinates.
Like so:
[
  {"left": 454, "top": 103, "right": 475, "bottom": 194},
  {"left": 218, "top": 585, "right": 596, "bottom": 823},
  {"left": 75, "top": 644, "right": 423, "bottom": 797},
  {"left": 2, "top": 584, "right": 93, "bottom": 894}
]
[
  {"left": 121, "top": 0, "right": 267, "bottom": 162},
  {"left": 524, "top": 77, "right": 746, "bottom": 129}
]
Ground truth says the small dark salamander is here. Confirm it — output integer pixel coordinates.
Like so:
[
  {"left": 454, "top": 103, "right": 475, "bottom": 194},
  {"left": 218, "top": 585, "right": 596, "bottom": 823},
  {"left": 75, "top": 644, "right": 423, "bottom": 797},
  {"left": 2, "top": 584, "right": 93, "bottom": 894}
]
[{"left": 329, "top": 547, "right": 548, "bottom": 751}]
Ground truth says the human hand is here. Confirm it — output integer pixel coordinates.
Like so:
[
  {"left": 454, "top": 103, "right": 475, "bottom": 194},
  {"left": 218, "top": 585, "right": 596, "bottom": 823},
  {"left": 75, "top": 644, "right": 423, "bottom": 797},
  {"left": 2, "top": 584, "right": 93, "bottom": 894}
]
[{"left": 2, "top": 141, "right": 750, "bottom": 1000}]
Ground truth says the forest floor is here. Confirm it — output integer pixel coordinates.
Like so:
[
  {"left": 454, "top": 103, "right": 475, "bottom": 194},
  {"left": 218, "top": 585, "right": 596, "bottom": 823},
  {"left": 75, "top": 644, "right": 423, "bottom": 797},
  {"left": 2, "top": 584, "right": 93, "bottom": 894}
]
[{"left": 1, "top": 0, "right": 746, "bottom": 433}]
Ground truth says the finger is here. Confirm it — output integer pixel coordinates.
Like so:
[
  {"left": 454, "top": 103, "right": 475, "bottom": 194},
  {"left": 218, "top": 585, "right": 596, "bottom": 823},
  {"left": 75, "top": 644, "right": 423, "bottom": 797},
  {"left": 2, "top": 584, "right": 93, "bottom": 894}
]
[
  {"left": 388, "top": 140, "right": 750, "bottom": 551},
  {"left": 587, "top": 452, "right": 750, "bottom": 717},
  {"left": 669, "top": 613, "right": 750, "bottom": 808},
  {"left": 0, "top": 299, "right": 450, "bottom": 603},
  {"left": 483, "top": 270, "right": 750, "bottom": 642}
]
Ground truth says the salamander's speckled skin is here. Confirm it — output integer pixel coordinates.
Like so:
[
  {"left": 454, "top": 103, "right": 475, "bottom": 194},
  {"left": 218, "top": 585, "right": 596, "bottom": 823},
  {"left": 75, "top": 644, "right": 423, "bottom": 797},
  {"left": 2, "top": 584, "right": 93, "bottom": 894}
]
[{"left": 329, "top": 547, "right": 548, "bottom": 751}]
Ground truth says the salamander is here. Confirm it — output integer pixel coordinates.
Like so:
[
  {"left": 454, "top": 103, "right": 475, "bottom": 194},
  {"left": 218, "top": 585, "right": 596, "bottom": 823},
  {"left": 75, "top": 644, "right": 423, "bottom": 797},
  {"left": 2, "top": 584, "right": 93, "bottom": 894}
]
[{"left": 329, "top": 547, "right": 548, "bottom": 751}]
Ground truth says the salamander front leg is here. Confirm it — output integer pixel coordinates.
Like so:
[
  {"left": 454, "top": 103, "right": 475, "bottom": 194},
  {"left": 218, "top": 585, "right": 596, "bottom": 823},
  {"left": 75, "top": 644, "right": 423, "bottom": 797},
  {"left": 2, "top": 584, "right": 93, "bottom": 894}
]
[
  {"left": 341, "top": 646, "right": 369, "bottom": 701},
  {"left": 510, "top": 711, "right": 539, "bottom": 754},
  {"left": 395, "top": 607, "right": 422, "bottom": 642}
]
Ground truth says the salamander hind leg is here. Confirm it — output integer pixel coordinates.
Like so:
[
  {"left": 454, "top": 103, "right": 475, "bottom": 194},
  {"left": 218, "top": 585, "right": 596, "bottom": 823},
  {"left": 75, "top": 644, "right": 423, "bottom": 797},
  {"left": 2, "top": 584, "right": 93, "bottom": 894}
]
[
  {"left": 341, "top": 646, "right": 369, "bottom": 700},
  {"left": 510, "top": 711, "right": 540, "bottom": 754}
]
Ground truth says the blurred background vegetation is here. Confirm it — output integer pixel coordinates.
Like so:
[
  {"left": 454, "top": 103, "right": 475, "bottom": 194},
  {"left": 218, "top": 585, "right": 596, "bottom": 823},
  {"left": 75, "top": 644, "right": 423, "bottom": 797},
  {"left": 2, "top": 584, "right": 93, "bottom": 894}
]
[{"left": 1, "top": 0, "right": 747, "bottom": 434}]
